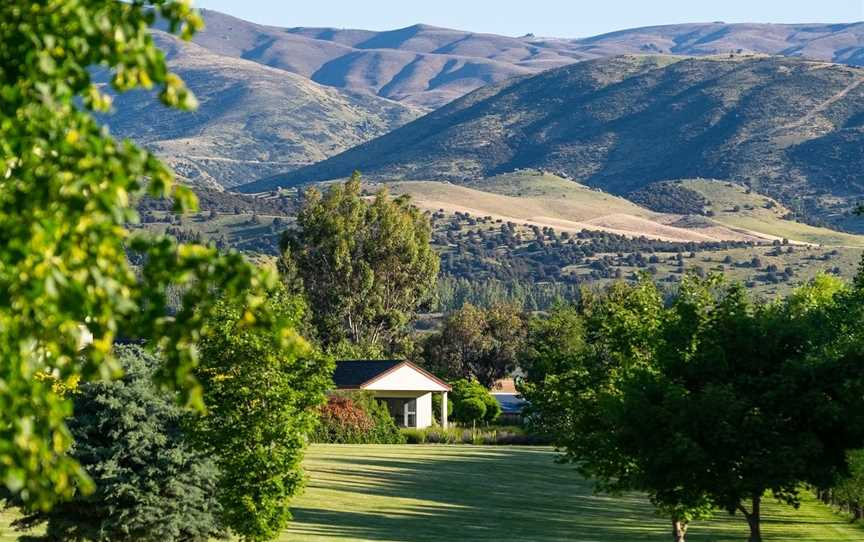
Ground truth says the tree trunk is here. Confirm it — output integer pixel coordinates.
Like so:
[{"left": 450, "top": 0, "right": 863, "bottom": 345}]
[
  {"left": 671, "top": 519, "right": 688, "bottom": 542},
  {"left": 853, "top": 504, "right": 863, "bottom": 522},
  {"left": 747, "top": 494, "right": 762, "bottom": 542}
]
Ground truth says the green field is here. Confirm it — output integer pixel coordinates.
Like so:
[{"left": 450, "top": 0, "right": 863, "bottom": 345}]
[
  {"left": 280, "top": 445, "right": 864, "bottom": 542},
  {"left": 2, "top": 445, "right": 861, "bottom": 541}
]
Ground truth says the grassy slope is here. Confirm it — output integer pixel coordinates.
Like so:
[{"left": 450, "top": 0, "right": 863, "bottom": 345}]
[
  {"left": 682, "top": 179, "right": 864, "bottom": 247},
  {"left": 387, "top": 175, "right": 743, "bottom": 243},
  {"left": 387, "top": 172, "right": 864, "bottom": 247},
  {"left": 282, "top": 444, "right": 864, "bottom": 542}
]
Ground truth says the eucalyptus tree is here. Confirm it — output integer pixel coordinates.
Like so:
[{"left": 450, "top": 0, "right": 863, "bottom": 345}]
[{"left": 279, "top": 172, "right": 439, "bottom": 356}]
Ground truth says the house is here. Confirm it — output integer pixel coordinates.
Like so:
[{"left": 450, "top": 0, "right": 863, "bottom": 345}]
[
  {"left": 491, "top": 378, "right": 528, "bottom": 425},
  {"left": 332, "top": 360, "right": 451, "bottom": 429}
]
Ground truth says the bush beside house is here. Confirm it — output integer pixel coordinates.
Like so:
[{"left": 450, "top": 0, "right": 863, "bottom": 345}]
[
  {"left": 312, "top": 391, "right": 406, "bottom": 444},
  {"left": 451, "top": 379, "right": 501, "bottom": 425}
]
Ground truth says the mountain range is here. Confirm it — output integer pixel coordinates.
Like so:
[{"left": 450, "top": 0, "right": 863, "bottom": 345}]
[
  {"left": 240, "top": 54, "right": 864, "bottom": 228},
  {"left": 189, "top": 11, "right": 864, "bottom": 109},
  {"left": 104, "top": 10, "right": 864, "bottom": 189}
]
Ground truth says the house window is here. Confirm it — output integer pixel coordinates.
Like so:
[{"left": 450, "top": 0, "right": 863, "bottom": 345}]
[{"left": 404, "top": 399, "right": 417, "bottom": 428}]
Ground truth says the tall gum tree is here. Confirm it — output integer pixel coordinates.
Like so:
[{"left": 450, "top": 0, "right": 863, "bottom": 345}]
[{"left": 279, "top": 173, "right": 439, "bottom": 356}]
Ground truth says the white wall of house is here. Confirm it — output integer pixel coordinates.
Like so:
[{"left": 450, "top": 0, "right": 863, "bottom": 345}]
[
  {"left": 369, "top": 391, "right": 434, "bottom": 428},
  {"left": 416, "top": 392, "right": 432, "bottom": 428},
  {"left": 364, "top": 365, "right": 449, "bottom": 392}
]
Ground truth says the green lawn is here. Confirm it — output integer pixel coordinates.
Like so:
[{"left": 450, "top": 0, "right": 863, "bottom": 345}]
[
  {"left": 281, "top": 444, "right": 864, "bottom": 542},
  {"left": 2, "top": 445, "right": 861, "bottom": 541}
]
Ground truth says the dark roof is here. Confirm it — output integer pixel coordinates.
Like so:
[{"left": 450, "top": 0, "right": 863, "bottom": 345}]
[
  {"left": 332, "top": 360, "right": 404, "bottom": 389},
  {"left": 493, "top": 393, "right": 528, "bottom": 414}
]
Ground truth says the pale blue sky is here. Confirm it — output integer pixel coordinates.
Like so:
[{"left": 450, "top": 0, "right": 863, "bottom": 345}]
[{"left": 194, "top": 0, "right": 864, "bottom": 38}]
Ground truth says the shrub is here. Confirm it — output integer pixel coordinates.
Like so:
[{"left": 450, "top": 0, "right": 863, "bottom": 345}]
[
  {"left": 454, "top": 397, "right": 487, "bottom": 424},
  {"left": 451, "top": 379, "right": 501, "bottom": 424},
  {"left": 400, "top": 425, "right": 551, "bottom": 445},
  {"left": 312, "top": 391, "right": 406, "bottom": 444}
]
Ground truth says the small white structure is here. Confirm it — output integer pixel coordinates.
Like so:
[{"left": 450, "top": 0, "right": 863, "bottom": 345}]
[{"left": 333, "top": 360, "right": 451, "bottom": 429}]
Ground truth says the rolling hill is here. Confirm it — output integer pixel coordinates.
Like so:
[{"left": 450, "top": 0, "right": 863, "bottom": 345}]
[
  {"left": 240, "top": 55, "right": 864, "bottom": 227},
  {"left": 109, "top": 12, "right": 864, "bottom": 189},
  {"left": 101, "top": 31, "right": 421, "bottom": 189},
  {"left": 185, "top": 11, "right": 864, "bottom": 109},
  {"left": 384, "top": 172, "right": 864, "bottom": 247}
]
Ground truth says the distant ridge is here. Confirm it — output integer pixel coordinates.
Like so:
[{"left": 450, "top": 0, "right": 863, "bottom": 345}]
[
  {"left": 114, "top": 11, "right": 864, "bottom": 189},
  {"left": 102, "top": 31, "right": 421, "bottom": 189},
  {"left": 238, "top": 55, "right": 864, "bottom": 228},
  {"left": 187, "top": 11, "right": 864, "bottom": 109}
]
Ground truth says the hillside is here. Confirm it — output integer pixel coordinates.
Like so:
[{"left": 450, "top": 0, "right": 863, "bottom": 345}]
[
  {"left": 101, "top": 31, "right": 421, "bottom": 189},
  {"left": 241, "top": 55, "right": 864, "bottom": 227},
  {"left": 185, "top": 11, "right": 864, "bottom": 109}
]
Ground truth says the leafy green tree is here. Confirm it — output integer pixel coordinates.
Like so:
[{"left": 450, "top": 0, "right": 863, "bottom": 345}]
[
  {"left": 519, "top": 279, "right": 714, "bottom": 541},
  {"left": 189, "top": 289, "right": 332, "bottom": 541},
  {"left": 675, "top": 274, "right": 864, "bottom": 542},
  {"left": 279, "top": 173, "right": 439, "bottom": 356},
  {"left": 423, "top": 303, "right": 526, "bottom": 387},
  {"left": 0, "top": 0, "right": 283, "bottom": 506},
  {"left": 450, "top": 379, "right": 501, "bottom": 425},
  {"left": 11, "top": 346, "right": 224, "bottom": 542},
  {"left": 525, "top": 274, "right": 864, "bottom": 542},
  {"left": 454, "top": 397, "right": 486, "bottom": 425},
  {"left": 831, "top": 450, "right": 864, "bottom": 521}
]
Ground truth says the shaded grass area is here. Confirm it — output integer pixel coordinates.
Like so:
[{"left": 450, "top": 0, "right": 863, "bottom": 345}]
[{"left": 282, "top": 444, "right": 864, "bottom": 541}]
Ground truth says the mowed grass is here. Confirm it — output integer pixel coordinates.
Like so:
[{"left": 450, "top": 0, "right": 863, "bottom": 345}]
[{"left": 281, "top": 444, "right": 864, "bottom": 542}]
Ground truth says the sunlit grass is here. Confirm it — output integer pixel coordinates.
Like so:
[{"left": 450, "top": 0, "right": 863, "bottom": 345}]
[{"left": 281, "top": 444, "right": 864, "bottom": 541}]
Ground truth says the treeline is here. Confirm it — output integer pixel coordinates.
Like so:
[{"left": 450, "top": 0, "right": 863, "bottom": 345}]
[
  {"left": 137, "top": 187, "right": 297, "bottom": 216},
  {"left": 434, "top": 276, "right": 582, "bottom": 312},
  {"left": 628, "top": 181, "right": 709, "bottom": 215},
  {"left": 435, "top": 216, "right": 755, "bottom": 284},
  {"left": 519, "top": 273, "right": 864, "bottom": 542}
]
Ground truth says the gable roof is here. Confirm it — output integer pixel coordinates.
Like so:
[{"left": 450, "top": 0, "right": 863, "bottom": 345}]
[
  {"left": 333, "top": 360, "right": 403, "bottom": 389},
  {"left": 333, "top": 360, "right": 451, "bottom": 391}
]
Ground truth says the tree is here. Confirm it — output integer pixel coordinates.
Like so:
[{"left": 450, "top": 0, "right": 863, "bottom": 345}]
[
  {"left": 520, "top": 280, "right": 713, "bottom": 541},
  {"left": 189, "top": 289, "right": 332, "bottom": 541},
  {"left": 279, "top": 173, "right": 439, "bottom": 355},
  {"left": 524, "top": 274, "right": 864, "bottom": 542},
  {"left": 675, "top": 274, "right": 864, "bottom": 542},
  {"left": 423, "top": 304, "right": 526, "bottom": 387},
  {"left": 450, "top": 378, "right": 501, "bottom": 425},
  {"left": 11, "top": 346, "right": 224, "bottom": 542},
  {"left": 454, "top": 397, "right": 486, "bottom": 425},
  {"left": 830, "top": 450, "right": 864, "bottom": 521},
  {"left": 0, "top": 0, "right": 283, "bottom": 506}
]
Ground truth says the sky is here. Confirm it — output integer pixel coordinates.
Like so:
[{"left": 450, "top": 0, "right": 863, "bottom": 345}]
[{"left": 193, "top": 0, "right": 864, "bottom": 38}]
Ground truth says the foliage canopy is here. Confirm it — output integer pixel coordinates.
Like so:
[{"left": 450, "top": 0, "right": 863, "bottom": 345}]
[
  {"left": 0, "top": 0, "right": 285, "bottom": 506},
  {"left": 189, "top": 290, "right": 332, "bottom": 541},
  {"left": 12, "top": 346, "right": 224, "bottom": 542},
  {"left": 280, "top": 173, "right": 439, "bottom": 356},
  {"left": 521, "top": 273, "right": 864, "bottom": 541},
  {"left": 423, "top": 303, "right": 526, "bottom": 388}
]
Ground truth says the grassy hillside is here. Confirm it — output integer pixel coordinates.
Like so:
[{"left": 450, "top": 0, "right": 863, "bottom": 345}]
[
  {"left": 387, "top": 172, "right": 864, "bottom": 246},
  {"left": 183, "top": 11, "right": 864, "bottom": 109},
  {"left": 681, "top": 179, "right": 864, "bottom": 247},
  {"left": 103, "top": 31, "right": 421, "bottom": 189},
  {"left": 242, "top": 55, "right": 864, "bottom": 228},
  {"left": 279, "top": 444, "right": 864, "bottom": 541}
]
